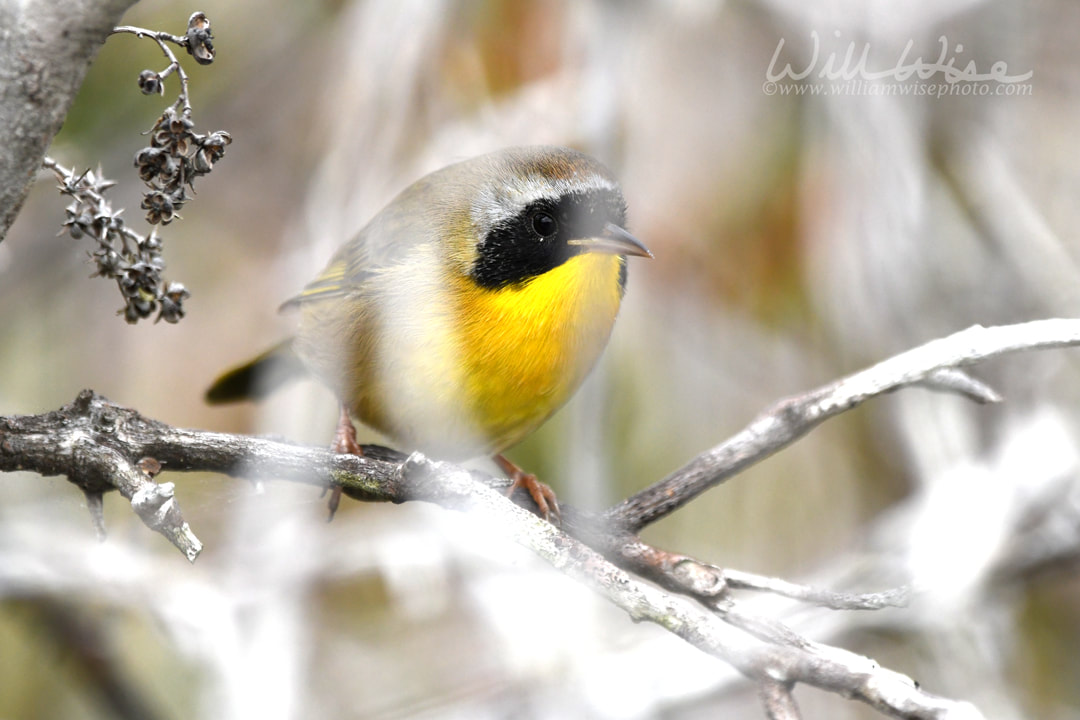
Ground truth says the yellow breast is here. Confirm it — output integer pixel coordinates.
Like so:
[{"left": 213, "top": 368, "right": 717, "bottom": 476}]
[{"left": 452, "top": 251, "right": 626, "bottom": 453}]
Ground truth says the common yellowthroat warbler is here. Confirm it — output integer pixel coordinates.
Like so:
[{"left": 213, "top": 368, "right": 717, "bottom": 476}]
[{"left": 206, "top": 146, "right": 651, "bottom": 521}]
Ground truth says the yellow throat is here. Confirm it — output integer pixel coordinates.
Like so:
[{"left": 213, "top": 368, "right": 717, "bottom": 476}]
[{"left": 449, "top": 251, "right": 626, "bottom": 454}]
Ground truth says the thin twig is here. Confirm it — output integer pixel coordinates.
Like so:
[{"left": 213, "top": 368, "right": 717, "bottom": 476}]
[
  {"left": 760, "top": 680, "right": 802, "bottom": 720},
  {"left": 605, "top": 320, "right": 1080, "bottom": 533},
  {"left": 111, "top": 25, "right": 191, "bottom": 115},
  {"left": 723, "top": 569, "right": 910, "bottom": 610},
  {"left": 917, "top": 368, "right": 1001, "bottom": 403}
]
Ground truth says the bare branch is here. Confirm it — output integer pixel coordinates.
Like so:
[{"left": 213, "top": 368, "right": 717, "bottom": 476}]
[
  {"left": 743, "top": 639, "right": 984, "bottom": 720},
  {"left": 723, "top": 569, "right": 910, "bottom": 611},
  {"left": 605, "top": 319, "right": 1080, "bottom": 532},
  {"left": 0, "top": 390, "right": 984, "bottom": 718},
  {"left": 0, "top": 393, "right": 203, "bottom": 560},
  {"left": 760, "top": 680, "right": 801, "bottom": 720},
  {"left": 8, "top": 317, "right": 1078, "bottom": 717},
  {"left": 600, "top": 538, "right": 909, "bottom": 612},
  {"left": 397, "top": 455, "right": 983, "bottom": 720},
  {"left": 917, "top": 368, "right": 1001, "bottom": 404}
]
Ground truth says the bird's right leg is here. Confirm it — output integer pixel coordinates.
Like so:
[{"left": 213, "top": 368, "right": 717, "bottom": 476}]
[{"left": 326, "top": 403, "right": 362, "bottom": 520}]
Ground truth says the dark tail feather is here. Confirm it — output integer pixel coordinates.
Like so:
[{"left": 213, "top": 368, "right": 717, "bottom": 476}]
[{"left": 205, "top": 340, "right": 307, "bottom": 404}]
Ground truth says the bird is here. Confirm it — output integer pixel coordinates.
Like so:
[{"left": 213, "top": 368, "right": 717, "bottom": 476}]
[{"left": 206, "top": 146, "right": 651, "bottom": 521}]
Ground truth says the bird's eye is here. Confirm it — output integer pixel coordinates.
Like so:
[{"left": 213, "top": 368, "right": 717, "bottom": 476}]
[{"left": 531, "top": 211, "right": 558, "bottom": 238}]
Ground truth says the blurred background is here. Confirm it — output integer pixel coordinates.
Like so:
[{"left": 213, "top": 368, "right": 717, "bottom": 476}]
[{"left": 2, "top": 0, "right": 1079, "bottom": 718}]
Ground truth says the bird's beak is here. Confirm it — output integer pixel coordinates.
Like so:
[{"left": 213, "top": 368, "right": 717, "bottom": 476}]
[{"left": 568, "top": 223, "right": 653, "bottom": 258}]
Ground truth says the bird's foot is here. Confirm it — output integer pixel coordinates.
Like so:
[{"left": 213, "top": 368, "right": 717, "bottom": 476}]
[
  {"left": 326, "top": 404, "right": 363, "bottom": 521},
  {"left": 494, "top": 453, "right": 561, "bottom": 524}
]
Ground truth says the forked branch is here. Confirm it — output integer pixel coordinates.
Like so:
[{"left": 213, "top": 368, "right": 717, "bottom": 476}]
[
  {"left": 7, "top": 318, "right": 1080, "bottom": 718},
  {"left": 605, "top": 319, "right": 1080, "bottom": 532}
]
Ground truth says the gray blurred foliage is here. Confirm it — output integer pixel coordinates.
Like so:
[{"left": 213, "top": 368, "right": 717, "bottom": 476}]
[{"left": 1, "top": 1, "right": 1079, "bottom": 719}]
